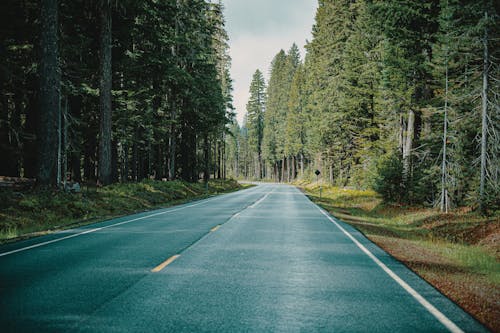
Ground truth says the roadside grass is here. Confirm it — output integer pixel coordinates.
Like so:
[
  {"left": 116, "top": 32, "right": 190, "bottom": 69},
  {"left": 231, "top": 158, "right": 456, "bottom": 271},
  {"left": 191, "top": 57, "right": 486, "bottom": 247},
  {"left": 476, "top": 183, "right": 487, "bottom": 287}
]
[
  {"left": 0, "top": 179, "right": 246, "bottom": 242},
  {"left": 300, "top": 182, "right": 499, "bottom": 331}
]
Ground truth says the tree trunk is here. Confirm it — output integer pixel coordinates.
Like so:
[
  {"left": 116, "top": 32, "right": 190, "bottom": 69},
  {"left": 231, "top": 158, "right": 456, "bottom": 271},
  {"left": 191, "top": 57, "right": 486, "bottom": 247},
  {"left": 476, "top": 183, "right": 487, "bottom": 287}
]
[
  {"left": 479, "top": 11, "right": 489, "bottom": 213},
  {"left": 203, "top": 135, "right": 210, "bottom": 183},
  {"left": 399, "top": 113, "right": 405, "bottom": 154},
  {"left": 154, "top": 143, "right": 163, "bottom": 180},
  {"left": 111, "top": 140, "right": 118, "bottom": 182},
  {"left": 300, "top": 152, "right": 304, "bottom": 178},
  {"left": 287, "top": 156, "right": 291, "bottom": 182},
  {"left": 167, "top": 91, "right": 177, "bottom": 181},
  {"left": 440, "top": 47, "right": 450, "bottom": 213},
  {"left": 83, "top": 133, "right": 97, "bottom": 181},
  {"left": 98, "top": 0, "right": 112, "bottom": 185},
  {"left": 257, "top": 152, "right": 262, "bottom": 179},
  {"left": 281, "top": 157, "right": 286, "bottom": 183},
  {"left": 23, "top": 83, "right": 38, "bottom": 178},
  {"left": 402, "top": 109, "right": 415, "bottom": 181},
  {"left": 132, "top": 137, "right": 138, "bottom": 181},
  {"left": 330, "top": 164, "right": 333, "bottom": 184},
  {"left": 37, "top": 0, "right": 60, "bottom": 186},
  {"left": 217, "top": 142, "right": 222, "bottom": 179},
  {"left": 222, "top": 136, "right": 226, "bottom": 180},
  {"left": 71, "top": 151, "right": 82, "bottom": 182}
]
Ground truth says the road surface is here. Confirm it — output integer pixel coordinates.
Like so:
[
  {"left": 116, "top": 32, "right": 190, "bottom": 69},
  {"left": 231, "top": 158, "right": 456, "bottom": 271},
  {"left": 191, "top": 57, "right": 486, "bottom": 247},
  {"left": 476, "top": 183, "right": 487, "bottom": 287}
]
[{"left": 0, "top": 184, "right": 487, "bottom": 332}]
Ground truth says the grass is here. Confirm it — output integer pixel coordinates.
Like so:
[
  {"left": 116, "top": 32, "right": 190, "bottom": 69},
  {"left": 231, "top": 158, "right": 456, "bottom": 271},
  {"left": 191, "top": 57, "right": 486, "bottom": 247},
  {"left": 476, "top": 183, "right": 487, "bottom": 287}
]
[
  {"left": 0, "top": 179, "right": 246, "bottom": 242},
  {"left": 299, "top": 181, "right": 499, "bottom": 331}
]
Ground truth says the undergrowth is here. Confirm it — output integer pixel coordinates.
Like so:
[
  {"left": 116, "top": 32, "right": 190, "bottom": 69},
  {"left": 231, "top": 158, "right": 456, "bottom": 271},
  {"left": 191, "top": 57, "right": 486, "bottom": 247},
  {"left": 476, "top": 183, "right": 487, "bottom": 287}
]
[
  {"left": 300, "top": 181, "right": 499, "bottom": 329},
  {"left": 0, "top": 179, "right": 243, "bottom": 241}
]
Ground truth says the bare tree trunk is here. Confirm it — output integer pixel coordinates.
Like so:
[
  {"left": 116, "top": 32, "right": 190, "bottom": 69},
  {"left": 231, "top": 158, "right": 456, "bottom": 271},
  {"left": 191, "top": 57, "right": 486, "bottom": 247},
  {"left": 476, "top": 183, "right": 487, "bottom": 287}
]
[
  {"left": 402, "top": 109, "right": 415, "bottom": 181},
  {"left": 98, "top": 0, "right": 112, "bottom": 185},
  {"left": 217, "top": 142, "right": 222, "bottom": 179},
  {"left": 440, "top": 46, "right": 450, "bottom": 213},
  {"left": 62, "top": 98, "right": 69, "bottom": 187},
  {"left": 57, "top": 95, "right": 62, "bottom": 186},
  {"left": 479, "top": 11, "right": 489, "bottom": 213},
  {"left": 222, "top": 137, "right": 226, "bottom": 180},
  {"left": 37, "top": 0, "right": 60, "bottom": 186}
]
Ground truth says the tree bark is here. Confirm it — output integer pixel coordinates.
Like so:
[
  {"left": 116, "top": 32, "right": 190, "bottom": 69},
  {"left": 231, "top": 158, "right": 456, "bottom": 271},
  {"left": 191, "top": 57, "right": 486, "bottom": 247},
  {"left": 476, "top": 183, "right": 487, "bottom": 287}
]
[
  {"left": 98, "top": 0, "right": 113, "bottom": 185},
  {"left": 23, "top": 82, "right": 38, "bottom": 178},
  {"left": 168, "top": 104, "right": 177, "bottom": 180},
  {"left": 203, "top": 135, "right": 210, "bottom": 183},
  {"left": 300, "top": 152, "right": 304, "bottom": 178},
  {"left": 281, "top": 157, "right": 286, "bottom": 183},
  {"left": 440, "top": 46, "right": 450, "bottom": 213},
  {"left": 402, "top": 109, "right": 415, "bottom": 181},
  {"left": 37, "top": 0, "right": 60, "bottom": 186},
  {"left": 479, "top": 11, "right": 489, "bottom": 213}
]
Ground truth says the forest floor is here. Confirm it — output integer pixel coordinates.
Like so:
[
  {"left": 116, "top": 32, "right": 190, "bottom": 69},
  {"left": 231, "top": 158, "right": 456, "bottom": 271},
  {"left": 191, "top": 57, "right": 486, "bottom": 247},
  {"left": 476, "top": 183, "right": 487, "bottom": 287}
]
[
  {"left": 299, "top": 182, "right": 499, "bottom": 332},
  {"left": 0, "top": 179, "right": 245, "bottom": 244}
]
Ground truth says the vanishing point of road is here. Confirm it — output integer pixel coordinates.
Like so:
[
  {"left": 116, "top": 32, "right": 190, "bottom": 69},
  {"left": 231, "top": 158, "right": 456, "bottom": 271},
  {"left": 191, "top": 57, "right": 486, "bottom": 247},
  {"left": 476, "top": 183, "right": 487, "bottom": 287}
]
[{"left": 0, "top": 184, "right": 488, "bottom": 332}]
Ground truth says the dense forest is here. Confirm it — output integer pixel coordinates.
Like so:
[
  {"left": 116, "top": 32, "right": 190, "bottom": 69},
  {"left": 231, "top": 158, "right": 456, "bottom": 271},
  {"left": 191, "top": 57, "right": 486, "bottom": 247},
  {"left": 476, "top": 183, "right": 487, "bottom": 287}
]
[
  {"left": 228, "top": 0, "right": 499, "bottom": 212},
  {"left": 1, "top": 0, "right": 499, "bottom": 212},
  {"left": 0, "top": 0, "right": 233, "bottom": 186}
]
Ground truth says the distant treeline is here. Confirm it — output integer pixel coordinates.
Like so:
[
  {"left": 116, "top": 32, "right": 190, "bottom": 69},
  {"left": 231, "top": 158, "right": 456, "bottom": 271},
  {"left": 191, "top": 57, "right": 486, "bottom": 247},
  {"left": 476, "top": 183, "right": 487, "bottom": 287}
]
[
  {"left": 0, "top": 0, "right": 232, "bottom": 186},
  {"left": 227, "top": 0, "right": 499, "bottom": 212}
]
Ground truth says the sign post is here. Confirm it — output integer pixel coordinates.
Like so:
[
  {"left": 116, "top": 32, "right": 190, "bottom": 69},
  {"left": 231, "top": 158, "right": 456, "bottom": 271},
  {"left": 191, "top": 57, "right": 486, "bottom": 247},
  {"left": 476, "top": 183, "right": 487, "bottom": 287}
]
[{"left": 315, "top": 169, "right": 322, "bottom": 200}]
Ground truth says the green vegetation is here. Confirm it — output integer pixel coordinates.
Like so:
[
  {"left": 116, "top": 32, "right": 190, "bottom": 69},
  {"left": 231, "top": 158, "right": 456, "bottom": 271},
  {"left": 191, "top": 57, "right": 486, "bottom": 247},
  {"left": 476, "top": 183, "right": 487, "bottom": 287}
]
[
  {"left": 300, "top": 181, "right": 499, "bottom": 329},
  {"left": 226, "top": 0, "right": 499, "bottom": 212},
  {"left": 1, "top": 0, "right": 233, "bottom": 185},
  {"left": 0, "top": 180, "right": 244, "bottom": 242}
]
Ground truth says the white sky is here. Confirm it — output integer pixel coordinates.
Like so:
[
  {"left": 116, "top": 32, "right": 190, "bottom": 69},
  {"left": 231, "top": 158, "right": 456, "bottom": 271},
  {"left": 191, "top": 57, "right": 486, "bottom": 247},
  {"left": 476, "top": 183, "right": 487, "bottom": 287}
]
[{"left": 222, "top": 0, "right": 318, "bottom": 125}]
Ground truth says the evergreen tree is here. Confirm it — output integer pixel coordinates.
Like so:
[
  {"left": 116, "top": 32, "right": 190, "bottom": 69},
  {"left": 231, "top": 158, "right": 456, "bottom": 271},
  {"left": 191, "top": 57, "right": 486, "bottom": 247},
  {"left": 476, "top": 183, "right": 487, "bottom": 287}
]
[
  {"left": 37, "top": 0, "right": 60, "bottom": 186},
  {"left": 246, "top": 69, "right": 266, "bottom": 179},
  {"left": 262, "top": 50, "right": 286, "bottom": 180},
  {"left": 98, "top": 0, "right": 112, "bottom": 185}
]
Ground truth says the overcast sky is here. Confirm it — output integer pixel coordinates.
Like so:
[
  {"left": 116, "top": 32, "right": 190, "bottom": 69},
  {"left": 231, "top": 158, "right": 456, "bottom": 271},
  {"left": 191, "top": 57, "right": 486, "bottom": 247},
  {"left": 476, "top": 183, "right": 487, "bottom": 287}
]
[{"left": 222, "top": 0, "right": 318, "bottom": 125}]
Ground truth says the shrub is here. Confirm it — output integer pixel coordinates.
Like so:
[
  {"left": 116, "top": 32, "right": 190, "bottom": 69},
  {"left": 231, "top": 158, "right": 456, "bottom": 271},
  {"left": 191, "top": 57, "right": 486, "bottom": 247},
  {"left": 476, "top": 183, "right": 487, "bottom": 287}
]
[{"left": 372, "top": 151, "right": 405, "bottom": 203}]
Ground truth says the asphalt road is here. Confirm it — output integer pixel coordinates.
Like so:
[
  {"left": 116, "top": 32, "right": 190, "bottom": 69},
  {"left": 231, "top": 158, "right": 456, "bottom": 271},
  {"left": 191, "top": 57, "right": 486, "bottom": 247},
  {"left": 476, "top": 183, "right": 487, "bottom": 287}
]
[{"left": 0, "top": 184, "right": 488, "bottom": 332}]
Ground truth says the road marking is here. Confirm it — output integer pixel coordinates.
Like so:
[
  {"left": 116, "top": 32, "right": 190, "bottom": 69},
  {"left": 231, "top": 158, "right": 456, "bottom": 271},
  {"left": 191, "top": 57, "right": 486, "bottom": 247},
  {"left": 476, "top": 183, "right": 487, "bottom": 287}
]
[
  {"left": 317, "top": 208, "right": 464, "bottom": 333},
  {"left": 249, "top": 188, "right": 275, "bottom": 209},
  {"left": 0, "top": 185, "right": 265, "bottom": 258},
  {"left": 210, "top": 225, "right": 221, "bottom": 232},
  {"left": 0, "top": 196, "right": 229, "bottom": 258},
  {"left": 151, "top": 254, "right": 180, "bottom": 272}
]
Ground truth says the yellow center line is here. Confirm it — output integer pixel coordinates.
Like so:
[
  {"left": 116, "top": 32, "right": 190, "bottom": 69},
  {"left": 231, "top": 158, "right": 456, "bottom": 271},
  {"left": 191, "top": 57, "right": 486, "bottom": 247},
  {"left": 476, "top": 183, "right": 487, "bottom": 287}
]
[
  {"left": 210, "top": 225, "right": 221, "bottom": 232},
  {"left": 151, "top": 254, "right": 180, "bottom": 272}
]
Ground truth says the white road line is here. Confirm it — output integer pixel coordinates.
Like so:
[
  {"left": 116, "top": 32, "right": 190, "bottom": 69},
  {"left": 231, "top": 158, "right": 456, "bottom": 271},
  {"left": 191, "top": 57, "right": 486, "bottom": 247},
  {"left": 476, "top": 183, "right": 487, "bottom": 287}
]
[
  {"left": 317, "top": 208, "right": 464, "bottom": 333},
  {"left": 249, "top": 187, "right": 276, "bottom": 209},
  {"left": 0, "top": 188, "right": 255, "bottom": 258}
]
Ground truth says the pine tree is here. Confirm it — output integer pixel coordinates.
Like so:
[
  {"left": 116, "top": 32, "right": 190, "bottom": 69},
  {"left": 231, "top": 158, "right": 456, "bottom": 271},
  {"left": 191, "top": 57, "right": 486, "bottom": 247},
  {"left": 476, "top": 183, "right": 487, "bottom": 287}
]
[
  {"left": 98, "top": 0, "right": 113, "bottom": 185},
  {"left": 246, "top": 70, "right": 266, "bottom": 179},
  {"left": 37, "top": 0, "right": 60, "bottom": 186}
]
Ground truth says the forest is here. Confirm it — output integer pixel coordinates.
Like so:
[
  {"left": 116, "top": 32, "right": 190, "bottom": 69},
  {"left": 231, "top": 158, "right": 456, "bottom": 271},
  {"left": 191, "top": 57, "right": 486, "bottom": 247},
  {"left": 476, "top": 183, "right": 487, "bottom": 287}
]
[
  {"left": 228, "top": 0, "right": 499, "bottom": 212},
  {"left": 1, "top": 0, "right": 499, "bottom": 213},
  {"left": 0, "top": 0, "right": 233, "bottom": 186}
]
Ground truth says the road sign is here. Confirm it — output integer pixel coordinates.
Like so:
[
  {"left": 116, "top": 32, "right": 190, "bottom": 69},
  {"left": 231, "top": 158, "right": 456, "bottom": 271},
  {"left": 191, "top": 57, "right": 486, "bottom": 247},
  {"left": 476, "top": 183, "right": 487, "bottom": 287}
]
[{"left": 315, "top": 170, "right": 321, "bottom": 176}]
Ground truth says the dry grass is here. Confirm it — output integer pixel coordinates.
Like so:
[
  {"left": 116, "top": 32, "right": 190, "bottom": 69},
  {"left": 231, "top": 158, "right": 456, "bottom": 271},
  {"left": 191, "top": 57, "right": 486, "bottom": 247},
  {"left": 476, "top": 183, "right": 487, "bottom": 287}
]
[{"left": 301, "top": 182, "right": 500, "bottom": 332}]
